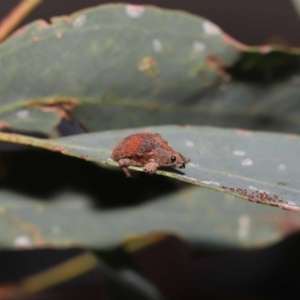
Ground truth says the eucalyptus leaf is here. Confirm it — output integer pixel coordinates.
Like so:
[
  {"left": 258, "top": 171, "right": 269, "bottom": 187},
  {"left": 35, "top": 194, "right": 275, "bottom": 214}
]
[
  {"left": 0, "top": 125, "right": 299, "bottom": 210},
  {"left": 2, "top": 4, "right": 300, "bottom": 135},
  {"left": 0, "top": 187, "right": 298, "bottom": 248},
  {"left": 0, "top": 108, "right": 59, "bottom": 134},
  {"left": 0, "top": 4, "right": 237, "bottom": 134}
]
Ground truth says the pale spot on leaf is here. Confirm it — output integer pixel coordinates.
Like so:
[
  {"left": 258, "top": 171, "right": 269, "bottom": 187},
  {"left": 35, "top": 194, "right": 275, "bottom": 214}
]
[
  {"left": 286, "top": 200, "right": 296, "bottom": 206},
  {"left": 242, "top": 158, "right": 253, "bottom": 166},
  {"left": 188, "top": 162, "right": 198, "bottom": 167},
  {"left": 14, "top": 235, "right": 32, "bottom": 248},
  {"left": 125, "top": 5, "right": 145, "bottom": 18},
  {"left": 16, "top": 109, "right": 29, "bottom": 119},
  {"left": 248, "top": 185, "right": 257, "bottom": 191},
  {"left": 187, "top": 176, "right": 197, "bottom": 181},
  {"left": 237, "top": 129, "right": 251, "bottom": 136},
  {"left": 138, "top": 56, "right": 160, "bottom": 77},
  {"left": 237, "top": 214, "right": 251, "bottom": 240},
  {"left": 72, "top": 15, "right": 87, "bottom": 28},
  {"left": 201, "top": 180, "right": 211, "bottom": 185},
  {"left": 278, "top": 164, "right": 286, "bottom": 171},
  {"left": 200, "top": 180, "right": 219, "bottom": 186},
  {"left": 211, "top": 181, "right": 220, "bottom": 186},
  {"left": 185, "top": 140, "right": 194, "bottom": 148},
  {"left": 152, "top": 39, "right": 163, "bottom": 53},
  {"left": 193, "top": 41, "right": 206, "bottom": 52},
  {"left": 203, "top": 21, "right": 221, "bottom": 35},
  {"left": 233, "top": 150, "right": 245, "bottom": 156}
]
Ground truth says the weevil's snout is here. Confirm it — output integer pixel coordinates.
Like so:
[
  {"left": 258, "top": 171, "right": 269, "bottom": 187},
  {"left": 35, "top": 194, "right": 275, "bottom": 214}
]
[
  {"left": 175, "top": 159, "right": 186, "bottom": 168},
  {"left": 171, "top": 153, "right": 189, "bottom": 169}
]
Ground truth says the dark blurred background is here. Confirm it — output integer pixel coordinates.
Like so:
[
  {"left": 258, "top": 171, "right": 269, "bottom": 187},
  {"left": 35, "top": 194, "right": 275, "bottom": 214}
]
[{"left": 1, "top": 0, "right": 300, "bottom": 46}]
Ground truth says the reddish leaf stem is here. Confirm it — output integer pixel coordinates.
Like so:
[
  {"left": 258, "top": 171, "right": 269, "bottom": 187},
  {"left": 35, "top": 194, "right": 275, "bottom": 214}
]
[{"left": 0, "top": 0, "right": 42, "bottom": 42}]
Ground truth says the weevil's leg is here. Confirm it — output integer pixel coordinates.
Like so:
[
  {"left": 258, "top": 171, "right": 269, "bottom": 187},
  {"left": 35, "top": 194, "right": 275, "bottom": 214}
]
[
  {"left": 118, "top": 158, "right": 142, "bottom": 178},
  {"left": 143, "top": 161, "right": 159, "bottom": 175}
]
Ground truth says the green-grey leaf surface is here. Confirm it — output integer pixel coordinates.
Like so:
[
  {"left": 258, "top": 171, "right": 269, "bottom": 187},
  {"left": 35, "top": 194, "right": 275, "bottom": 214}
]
[
  {"left": 1, "top": 187, "right": 299, "bottom": 249},
  {"left": 0, "top": 125, "right": 299, "bottom": 210},
  {"left": 0, "top": 4, "right": 237, "bottom": 133},
  {"left": 1, "top": 108, "right": 60, "bottom": 134},
  {"left": 2, "top": 4, "right": 300, "bottom": 134}
]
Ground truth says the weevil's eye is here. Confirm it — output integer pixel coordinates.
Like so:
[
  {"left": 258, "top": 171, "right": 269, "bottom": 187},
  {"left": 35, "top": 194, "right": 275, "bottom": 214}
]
[{"left": 171, "top": 156, "right": 176, "bottom": 163}]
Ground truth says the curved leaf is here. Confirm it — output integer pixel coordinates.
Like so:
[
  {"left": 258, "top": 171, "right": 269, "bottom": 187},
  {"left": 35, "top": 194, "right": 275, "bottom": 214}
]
[
  {"left": 1, "top": 187, "right": 299, "bottom": 248},
  {"left": 0, "top": 108, "right": 59, "bottom": 134},
  {"left": 0, "top": 4, "right": 237, "bottom": 133},
  {"left": 2, "top": 4, "right": 300, "bottom": 134},
  {"left": 0, "top": 125, "right": 299, "bottom": 210}
]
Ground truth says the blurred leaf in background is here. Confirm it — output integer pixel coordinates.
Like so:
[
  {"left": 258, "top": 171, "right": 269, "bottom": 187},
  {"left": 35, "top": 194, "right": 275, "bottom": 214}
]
[{"left": 1, "top": 4, "right": 300, "bottom": 136}]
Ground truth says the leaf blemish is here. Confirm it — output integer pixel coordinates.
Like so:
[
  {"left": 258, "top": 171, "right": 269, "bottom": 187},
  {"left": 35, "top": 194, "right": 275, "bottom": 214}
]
[
  {"left": 125, "top": 4, "right": 145, "bottom": 18},
  {"left": 237, "top": 214, "right": 250, "bottom": 240},
  {"left": 286, "top": 200, "right": 296, "bottom": 206},
  {"left": 206, "top": 55, "right": 227, "bottom": 78},
  {"left": 185, "top": 140, "right": 194, "bottom": 148},
  {"left": 212, "top": 181, "right": 220, "bottom": 186},
  {"left": 201, "top": 181, "right": 212, "bottom": 185},
  {"left": 37, "top": 20, "right": 50, "bottom": 30},
  {"left": 44, "top": 141, "right": 55, "bottom": 148},
  {"left": 64, "top": 15, "right": 73, "bottom": 23},
  {"left": 193, "top": 41, "right": 206, "bottom": 52},
  {"left": 12, "top": 25, "right": 28, "bottom": 37},
  {"left": 80, "top": 155, "right": 89, "bottom": 161},
  {"left": 278, "top": 164, "right": 286, "bottom": 171},
  {"left": 201, "top": 180, "right": 219, "bottom": 186},
  {"left": 236, "top": 129, "right": 251, "bottom": 137},
  {"left": 54, "top": 146, "right": 66, "bottom": 154},
  {"left": 152, "top": 39, "right": 163, "bottom": 53},
  {"left": 188, "top": 162, "right": 198, "bottom": 167},
  {"left": 241, "top": 158, "right": 253, "bottom": 166},
  {"left": 72, "top": 15, "right": 87, "bottom": 28},
  {"left": 222, "top": 33, "right": 247, "bottom": 51},
  {"left": 233, "top": 150, "right": 245, "bottom": 156},
  {"left": 14, "top": 235, "right": 32, "bottom": 248},
  {"left": 16, "top": 109, "right": 29, "bottom": 119},
  {"left": 259, "top": 190, "right": 270, "bottom": 195},
  {"left": 282, "top": 205, "right": 299, "bottom": 211},
  {"left": 138, "top": 56, "right": 160, "bottom": 77},
  {"left": 248, "top": 185, "right": 257, "bottom": 191},
  {"left": 29, "top": 99, "right": 79, "bottom": 121},
  {"left": 223, "top": 186, "right": 295, "bottom": 208},
  {"left": 203, "top": 21, "right": 221, "bottom": 35}
]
